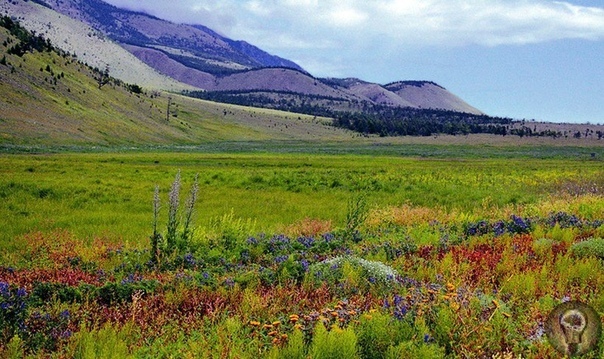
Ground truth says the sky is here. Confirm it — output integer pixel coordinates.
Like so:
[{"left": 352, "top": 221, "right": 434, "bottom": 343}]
[{"left": 103, "top": 0, "right": 604, "bottom": 123}]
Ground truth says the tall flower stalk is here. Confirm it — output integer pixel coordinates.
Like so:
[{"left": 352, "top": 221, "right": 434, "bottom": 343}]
[
  {"left": 166, "top": 170, "right": 181, "bottom": 252},
  {"left": 181, "top": 173, "right": 199, "bottom": 245},
  {"left": 150, "top": 185, "right": 162, "bottom": 263},
  {"left": 151, "top": 171, "right": 199, "bottom": 262}
]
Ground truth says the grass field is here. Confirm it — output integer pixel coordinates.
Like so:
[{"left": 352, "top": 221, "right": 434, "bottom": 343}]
[
  {"left": 1, "top": 150, "right": 602, "bottom": 245},
  {"left": 1, "top": 149, "right": 604, "bottom": 358}
]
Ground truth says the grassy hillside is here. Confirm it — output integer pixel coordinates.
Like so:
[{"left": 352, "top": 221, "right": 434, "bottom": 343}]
[{"left": 0, "top": 24, "right": 357, "bottom": 147}]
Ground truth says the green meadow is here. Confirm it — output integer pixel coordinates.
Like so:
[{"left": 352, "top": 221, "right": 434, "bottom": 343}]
[
  {"left": 2, "top": 147, "right": 604, "bottom": 358},
  {"left": 2, "top": 149, "right": 602, "bottom": 246}
]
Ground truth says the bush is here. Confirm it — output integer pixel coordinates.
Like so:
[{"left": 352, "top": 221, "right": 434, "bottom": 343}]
[
  {"left": 356, "top": 311, "right": 414, "bottom": 359},
  {"left": 570, "top": 238, "right": 604, "bottom": 259},
  {"left": 310, "top": 324, "right": 359, "bottom": 359},
  {"left": 385, "top": 341, "right": 446, "bottom": 359},
  {"left": 67, "top": 324, "right": 133, "bottom": 359},
  {"left": 268, "top": 329, "right": 306, "bottom": 359},
  {"left": 97, "top": 280, "right": 158, "bottom": 305}
]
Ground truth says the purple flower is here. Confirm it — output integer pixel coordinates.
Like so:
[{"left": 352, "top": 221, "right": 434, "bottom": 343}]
[
  {"left": 16, "top": 287, "right": 27, "bottom": 298},
  {"left": 394, "top": 306, "right": 408, "bottom": 320},
  {"left": 493, "top": 221, "right": 506, "bottom": 236},
  {"left": 300, "top": 259, "right": 309, "bottom": 272},
  {"left": 275, "top": 255, "right": 289, "bottom": 264},
  {"left": 297, "top": 236, "right": 315, "bottom": 248},
  {"left": 246, "top": 237, "right": 258, "bottom": 245},
  {"left": 60, "top": 310, "right": 70, "bottom": 319},
  {"left": 0, "top": 282, "right": 8, "bottom": 296},
  {"left": 322, "top": 233, "right": 335, "bottom": 242},
  {"left": 224, "top": 278, "right": 235, "bottom": 288}
]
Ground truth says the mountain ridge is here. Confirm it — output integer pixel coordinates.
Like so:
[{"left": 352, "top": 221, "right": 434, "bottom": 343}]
[{"left": 2, "top": 0, "right": 484, "bottom": 115}]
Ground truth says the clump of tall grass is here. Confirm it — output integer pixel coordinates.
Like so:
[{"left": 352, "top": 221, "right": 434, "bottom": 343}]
[
  {"left": 344, "top": 193, "right": 368, "bottom": 242},
  {"left": 150, "top": 171, "right": 199, "bottom": 263}
]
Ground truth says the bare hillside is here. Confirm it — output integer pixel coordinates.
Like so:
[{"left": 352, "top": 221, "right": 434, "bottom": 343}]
[
  {"left": 0, "top": 0, "right": 192, "bottom": 91},
  {"left": 385, "top": 82, "right": 483, "bottom": 115}
]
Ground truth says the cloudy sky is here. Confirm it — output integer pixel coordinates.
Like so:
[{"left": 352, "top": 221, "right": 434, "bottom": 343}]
[{"left": 103, "top": 0, "right": 604, "bottom": 123}]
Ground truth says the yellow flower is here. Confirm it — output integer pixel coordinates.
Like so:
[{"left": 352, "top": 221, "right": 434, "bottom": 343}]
[
  {"left": 272, "top": 321, "right": 281, "bottom": 327},
  {"left": 263, "top": 324, "right": 274, "bottom": 330},
  {"left": 249, "top": 321, "right": 261, "bottom": 327}
]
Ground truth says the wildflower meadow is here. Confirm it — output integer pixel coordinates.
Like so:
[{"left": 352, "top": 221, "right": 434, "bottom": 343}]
[{"left": 1, "top": 151, "right": 604, "bottom": 358}]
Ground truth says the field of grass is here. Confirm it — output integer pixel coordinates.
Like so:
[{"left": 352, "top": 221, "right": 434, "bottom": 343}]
[{"left": 1, "top": 149, "right": 604, "bottom": 358}]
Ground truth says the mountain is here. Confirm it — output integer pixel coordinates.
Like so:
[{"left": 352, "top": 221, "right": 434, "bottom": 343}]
[
  {"left": 2, "top": 0, "right": 484, "bottom": 116},
  {"left": 37, "top": 0, "right": 305, "bottom": 75},
  {"left": 0, "top": 18, "right": 355, "bottom": 146}
]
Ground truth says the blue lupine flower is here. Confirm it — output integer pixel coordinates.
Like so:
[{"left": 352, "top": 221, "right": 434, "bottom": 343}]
[
  {"left": 300, "top": 259, "right": 309, "bottom": 272},
  {"left": 322, "top": 233, "right": 335, "bottom": 242},
  {"left": 16, "top": 287, "right": 27, "bottom": 297},
  {"left": 275, "top": 255, "right": 289, "bottom": 264},
  {"left": 394, "top": 306, "right": 408, "bottom": 320},
  {"left": 0, "top": 282, "right": 8, "bottom": 296},
  {"left": 493, "top": 221, "right": 506, "bottom": 236},
  {"left": 297, "top": 236, "right": 315, "bottom": 248}
]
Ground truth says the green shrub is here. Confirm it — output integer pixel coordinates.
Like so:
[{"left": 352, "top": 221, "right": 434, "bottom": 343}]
[
  {"left": 570, "top": 238, "right": 604, "bottom": 259},
  {"left": 532, "top": 237, "right": 555, "bottom": 258},
  {"left": 268, "top": 329, "right": 306, "bottom": 359},
  {"left": 311, "top": 324, "right": 359, "bottom": 359},
  {"left": 315, "top": 256, "right": 398, "bottom": 283},
  {"left": 31, "top": 282, "right": 83, "bottom": 305},
  {"left": 385, "top": 341, "right": 446, "bottom": 359},
  {"left": 68, "top": 324, "right": 132, "bottom": 359},
  {"left": 356, "top": 311, "right": 414, "bottom": 359},
  {"left": 345, "top": 193, "right": 368, "bottom": 242},
  {"left": 3, "top": 334, "right": 25, "bottom": 359},
  {"left": 97, "top": 280, "right": 158, "bottom": 305}
]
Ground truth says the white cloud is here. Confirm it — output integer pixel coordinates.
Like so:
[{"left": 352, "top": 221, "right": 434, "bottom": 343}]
[
  {"left": 246, "top": 0, "right": 604, "bottom": 44},
  {"left": 105, "top": 0, "right": 604, "bottom": 46},
  {"left": 104, "top": 0, "right": 604, "bottom": 75}
]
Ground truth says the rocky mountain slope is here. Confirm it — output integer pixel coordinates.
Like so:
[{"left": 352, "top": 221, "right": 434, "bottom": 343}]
[{"left": 2, "top": 0, "right": 484, "bottom": 115}]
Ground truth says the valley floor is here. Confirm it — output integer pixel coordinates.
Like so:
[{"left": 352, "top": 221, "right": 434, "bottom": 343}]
[{"left": 0, "top": 150, "right": 604, "bottom": 357}]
